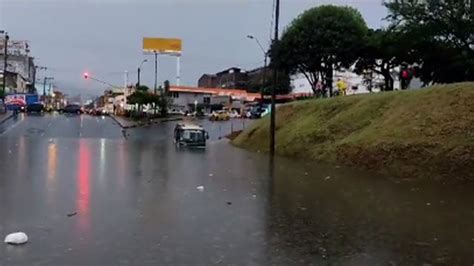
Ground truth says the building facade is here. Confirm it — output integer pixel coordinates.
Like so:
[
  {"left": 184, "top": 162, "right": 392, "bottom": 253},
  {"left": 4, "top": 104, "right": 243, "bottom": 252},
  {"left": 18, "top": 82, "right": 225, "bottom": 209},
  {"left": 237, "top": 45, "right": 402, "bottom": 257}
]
[
  {"left": 0, "top": 54, "right": 36, "bottom": 94},
  {"left": 198, "top": 67, "right": 248, "bottom": 89},
  {"left": 169, "top": 86, "right": 260, "bottom": 111}
]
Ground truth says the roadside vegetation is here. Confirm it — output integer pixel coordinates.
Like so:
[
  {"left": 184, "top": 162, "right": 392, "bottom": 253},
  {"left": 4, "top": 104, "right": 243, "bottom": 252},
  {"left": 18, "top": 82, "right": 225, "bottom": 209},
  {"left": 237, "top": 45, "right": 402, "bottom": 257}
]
[
  {"left": 233, "top": 83, "right": 474, "bottom": 180},
  {"left": 126, "top": 85, "right": 170, "bottom": 119}
]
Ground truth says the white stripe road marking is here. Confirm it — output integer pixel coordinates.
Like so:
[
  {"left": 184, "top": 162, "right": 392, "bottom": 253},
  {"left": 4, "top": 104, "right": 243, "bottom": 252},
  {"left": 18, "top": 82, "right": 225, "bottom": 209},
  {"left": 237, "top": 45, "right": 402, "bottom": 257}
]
[{"left": 79, "top": 116, "right": 84, "bottom": 137}]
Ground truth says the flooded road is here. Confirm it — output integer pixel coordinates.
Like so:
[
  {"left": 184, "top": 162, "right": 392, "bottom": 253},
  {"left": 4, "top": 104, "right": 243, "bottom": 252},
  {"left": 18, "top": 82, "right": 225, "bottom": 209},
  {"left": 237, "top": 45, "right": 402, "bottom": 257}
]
[{"left": 0, "top": 114, "right": 473, "bottom": 265}]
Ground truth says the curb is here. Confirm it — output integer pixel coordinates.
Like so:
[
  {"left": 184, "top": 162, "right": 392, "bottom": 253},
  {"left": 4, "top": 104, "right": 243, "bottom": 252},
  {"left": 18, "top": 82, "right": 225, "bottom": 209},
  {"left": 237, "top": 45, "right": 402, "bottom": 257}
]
[
  {"left": 110, "top": 115, "right": 182, "bottom": 129},
  {"left": 109, "top": 115, "right": 138, "bottom": 129},
  {"left": 0, "top": 112, "right": 15, "bottom": 126}
]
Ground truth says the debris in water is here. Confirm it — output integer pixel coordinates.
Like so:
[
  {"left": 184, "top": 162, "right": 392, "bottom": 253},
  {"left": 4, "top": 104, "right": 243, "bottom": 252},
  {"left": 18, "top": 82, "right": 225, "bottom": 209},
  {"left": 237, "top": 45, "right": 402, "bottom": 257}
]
[
  {"left": 324, "top": 176, "right": 331, "bottom": 181},
  {"left": 67, "top": 212, "right": 78, "bottom": 217},
  {"left": 4, "top": 232, "right": 28, "bottom": 245},
  {"left": 426, "top": 202, "right": 431, "bottom": 206},
  {"left": 196, "top": 186, "right": 204, "bottom": 192},
  {"left": 304, "top": 172, "right": 308, "bottom": 175},
  {"left": 252, "top": 195, "right": 257, "bottom": 198},
  {"left": 209, "top": 173, "right": 214, "bottom": 177},
  {"left": 227, "top": 202, "right": 232, "bottom": 205}
]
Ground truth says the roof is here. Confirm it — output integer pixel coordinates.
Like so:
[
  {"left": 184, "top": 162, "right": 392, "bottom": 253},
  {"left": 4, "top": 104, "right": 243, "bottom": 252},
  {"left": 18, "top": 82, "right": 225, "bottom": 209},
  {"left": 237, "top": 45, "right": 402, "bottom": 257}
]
[
  {"left": 199, "top": 74, "right": 217, "bottom": 78},
  {"left": 178, "top": 123, "right": 204, "bottom": 130},
  {"left": 216, "top": 67, "right": 242, "bottom": 75},
  {"left": 170, "top": 85, "right": 261, "bottom": 102}
]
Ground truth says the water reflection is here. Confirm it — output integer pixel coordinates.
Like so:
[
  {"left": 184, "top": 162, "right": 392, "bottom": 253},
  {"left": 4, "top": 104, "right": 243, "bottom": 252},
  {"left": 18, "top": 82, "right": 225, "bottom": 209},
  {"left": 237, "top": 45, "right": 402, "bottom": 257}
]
[
  {"left": 98, "top": 138, "right": 106, "bottom": 183},
  {"left": 47, "top": 142, "right": 57, "bottom": 181},
  {"left": 76, "top": 140, "right": 91, "bottom": 235}
]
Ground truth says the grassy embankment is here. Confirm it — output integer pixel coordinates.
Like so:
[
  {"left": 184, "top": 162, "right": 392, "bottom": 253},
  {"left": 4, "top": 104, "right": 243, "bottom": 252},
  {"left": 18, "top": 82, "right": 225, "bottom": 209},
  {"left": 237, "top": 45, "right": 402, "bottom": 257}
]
[{"left": 233, "top": 83, "right": 474, "bottom": 180}]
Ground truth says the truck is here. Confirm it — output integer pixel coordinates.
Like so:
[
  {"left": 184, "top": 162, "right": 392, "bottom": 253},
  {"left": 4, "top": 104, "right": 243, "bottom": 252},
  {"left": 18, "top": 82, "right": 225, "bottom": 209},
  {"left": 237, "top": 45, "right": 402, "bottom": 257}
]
[{"left": 5, "top": 94, "right": 40, "bottom": 112}]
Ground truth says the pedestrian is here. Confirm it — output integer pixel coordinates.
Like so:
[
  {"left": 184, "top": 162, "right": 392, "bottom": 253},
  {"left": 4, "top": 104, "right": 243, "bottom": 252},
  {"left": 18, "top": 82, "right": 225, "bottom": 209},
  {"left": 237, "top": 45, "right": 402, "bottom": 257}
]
[
  {"left": 174, "top": 124, "right": 181, "bottom": 144},
  {"left": 336, "top": 79, "right": 348, "bottom": 96}
]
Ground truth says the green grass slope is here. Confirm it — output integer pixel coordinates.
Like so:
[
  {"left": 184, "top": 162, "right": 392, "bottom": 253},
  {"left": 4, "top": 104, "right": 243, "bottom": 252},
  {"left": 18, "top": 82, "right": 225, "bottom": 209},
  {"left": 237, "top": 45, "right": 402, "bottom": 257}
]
[{"left": 233, "top": 83, "right": 474, "bottom": 180}]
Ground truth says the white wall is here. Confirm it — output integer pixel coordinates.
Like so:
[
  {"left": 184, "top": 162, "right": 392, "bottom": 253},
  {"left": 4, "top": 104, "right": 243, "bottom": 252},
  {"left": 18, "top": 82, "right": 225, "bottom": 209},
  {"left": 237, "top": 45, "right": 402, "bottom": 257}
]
[
  {"left": 290, "top": 71, "right": 372, "bottom": 95},
  {"left": 171, "top": 92, "right": 213, "bottom": 110},
  {"left": 290, "top": 69, "right": 413, "bottom": 95}
]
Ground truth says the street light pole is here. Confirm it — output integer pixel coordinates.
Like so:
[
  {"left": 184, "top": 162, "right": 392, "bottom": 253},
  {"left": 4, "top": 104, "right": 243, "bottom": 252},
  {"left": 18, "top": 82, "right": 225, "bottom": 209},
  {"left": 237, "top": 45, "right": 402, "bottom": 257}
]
[
  {"left": 247, "top": 35, "right": 268, "bottom": 106},
  {"left": 270, "top": 0, "right": 280, "bottom": 156},
  {"left": 137, "top": 59, "right": 147, "bottom": 88}
]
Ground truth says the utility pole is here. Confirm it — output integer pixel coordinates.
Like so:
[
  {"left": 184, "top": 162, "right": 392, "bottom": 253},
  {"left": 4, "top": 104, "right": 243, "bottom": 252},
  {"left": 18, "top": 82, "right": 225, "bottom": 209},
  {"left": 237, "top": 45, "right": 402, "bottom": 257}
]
[
  {"left": 43, "top": 77, "right": 53, "bottom": 97},
  {"left": 43, "top": 77, "right": 47, "bottom": 96},
  {"left": 2, "top": 31, "right": 9, "bottom": 96},
  {"left": 137, "top": 67, "right": 141, "bottom": 87},
  {"left": 137, "top": 59, "right": 147, "bottom": 88},
  {"left": 270, "top": 0, "right": 280, "bottom": 156}
]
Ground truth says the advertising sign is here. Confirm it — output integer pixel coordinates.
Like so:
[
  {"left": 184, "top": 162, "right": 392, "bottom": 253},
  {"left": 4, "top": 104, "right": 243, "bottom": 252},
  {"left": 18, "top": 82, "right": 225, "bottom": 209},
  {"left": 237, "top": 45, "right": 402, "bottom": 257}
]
[
  {"left": 5, "top": 94, "right": 26, "bottom": 106},
  {"left": 143, "top": 38, "right": 182, "bottom": 55},
  {"left": 0, "top": 39, "right": 30, "bottom": 56}
]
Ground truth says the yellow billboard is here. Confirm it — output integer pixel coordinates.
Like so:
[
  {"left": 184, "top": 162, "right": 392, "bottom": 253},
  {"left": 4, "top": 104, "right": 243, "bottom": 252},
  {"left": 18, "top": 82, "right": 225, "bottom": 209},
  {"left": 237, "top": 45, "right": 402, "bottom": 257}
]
[{"left": 143, "top": 37, "right": 182, "bottom": 54}]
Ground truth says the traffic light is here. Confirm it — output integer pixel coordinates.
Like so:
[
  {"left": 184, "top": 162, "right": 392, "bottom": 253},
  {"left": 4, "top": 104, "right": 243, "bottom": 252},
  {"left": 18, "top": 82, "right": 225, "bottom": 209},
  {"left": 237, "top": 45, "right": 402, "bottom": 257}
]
[{"left": 83, "top": 72, "right": 89, "bottom": 79}]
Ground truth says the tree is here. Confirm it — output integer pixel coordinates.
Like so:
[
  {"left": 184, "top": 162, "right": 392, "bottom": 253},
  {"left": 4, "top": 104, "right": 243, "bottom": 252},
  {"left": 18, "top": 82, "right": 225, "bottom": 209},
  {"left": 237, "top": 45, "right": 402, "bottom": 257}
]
[
  {"left": 127, "top": 91, "right": 148, "bottom": 115},
  {"left": 271, "top": 5, "right": 368, "bottom": 96},
  {"left": 136, "top": 85, "right": 150, "bottom": 92},
  {"left": 384, "top": 0, "right": 474, "bottom": 83},
  {"left": 148, "top": 93, "right": 170, "bottom": 116},
  {"left": 385, "top": 0, "right": 473, "bottom": 52},
  {"left": 354, "top": 28, "right": 415, "bottom": 91}
]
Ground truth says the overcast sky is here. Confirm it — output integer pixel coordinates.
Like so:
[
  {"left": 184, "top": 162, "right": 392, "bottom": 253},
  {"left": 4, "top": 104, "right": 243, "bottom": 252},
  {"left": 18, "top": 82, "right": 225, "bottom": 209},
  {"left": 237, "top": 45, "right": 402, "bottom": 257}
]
[{"left": 0, "top": 0, "right": 387, "bottom": 96}]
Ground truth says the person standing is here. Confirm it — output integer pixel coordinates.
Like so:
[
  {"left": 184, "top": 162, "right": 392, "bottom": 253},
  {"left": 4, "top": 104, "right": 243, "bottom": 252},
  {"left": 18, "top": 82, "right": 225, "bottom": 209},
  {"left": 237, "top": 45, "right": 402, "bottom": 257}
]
[{"left": 336, "top": 79, "right": 348, "bottom": 96}]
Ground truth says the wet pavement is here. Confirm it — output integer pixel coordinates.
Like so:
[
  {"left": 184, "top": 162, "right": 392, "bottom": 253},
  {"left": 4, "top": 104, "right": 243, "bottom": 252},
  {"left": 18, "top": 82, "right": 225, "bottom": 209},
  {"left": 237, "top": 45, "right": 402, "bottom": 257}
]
[{"left": 0, "top": 113, "right": 473, "bottom": 265}]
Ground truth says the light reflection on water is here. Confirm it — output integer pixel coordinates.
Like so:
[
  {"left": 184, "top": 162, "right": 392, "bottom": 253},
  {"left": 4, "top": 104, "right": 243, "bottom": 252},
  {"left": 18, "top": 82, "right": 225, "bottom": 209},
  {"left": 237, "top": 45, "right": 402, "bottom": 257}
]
[{"left": 76, "top": 140, "right": 91, "bottom": 237}]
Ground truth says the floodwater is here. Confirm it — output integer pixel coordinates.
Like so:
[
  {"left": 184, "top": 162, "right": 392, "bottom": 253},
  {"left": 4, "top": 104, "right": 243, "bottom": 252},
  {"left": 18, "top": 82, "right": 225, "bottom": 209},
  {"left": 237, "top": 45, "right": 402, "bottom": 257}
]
[{"left": 0, "top": 114, "right": 473, "bottom": 265}]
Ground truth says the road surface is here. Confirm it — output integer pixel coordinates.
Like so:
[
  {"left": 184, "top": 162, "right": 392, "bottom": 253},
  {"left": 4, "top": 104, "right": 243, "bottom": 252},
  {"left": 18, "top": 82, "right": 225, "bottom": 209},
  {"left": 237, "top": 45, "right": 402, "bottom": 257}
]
[{"left": 0, "top": 113, "right": 473, "bottom": 265}]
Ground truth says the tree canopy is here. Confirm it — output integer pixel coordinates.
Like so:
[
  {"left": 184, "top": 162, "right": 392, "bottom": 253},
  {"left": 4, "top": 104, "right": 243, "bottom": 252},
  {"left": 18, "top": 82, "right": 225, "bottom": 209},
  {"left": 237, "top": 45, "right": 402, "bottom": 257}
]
[
  {"left": 271, "top": 5, "right": 368, "bottom": 95},
  {"left": 384, "top": 0, "right": 474, "bottom": 83},
  {"left": 355, "top": 28, "right": 416, "bottom": 90}
]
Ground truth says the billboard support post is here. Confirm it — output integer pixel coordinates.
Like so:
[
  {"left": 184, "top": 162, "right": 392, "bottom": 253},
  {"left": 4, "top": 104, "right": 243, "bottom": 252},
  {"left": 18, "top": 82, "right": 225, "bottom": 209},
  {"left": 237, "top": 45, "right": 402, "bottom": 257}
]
[
  {"left": 176, "top": 56, "right": 181, "bottom": 86},
  {"left": 154, "top": 52, "right": 158, "bottom": 95}
]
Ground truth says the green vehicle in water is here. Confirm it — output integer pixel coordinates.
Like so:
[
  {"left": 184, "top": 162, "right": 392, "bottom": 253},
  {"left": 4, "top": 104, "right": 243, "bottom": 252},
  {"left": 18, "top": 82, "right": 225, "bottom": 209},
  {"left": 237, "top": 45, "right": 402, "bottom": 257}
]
[{"left": 174, "top": 123, "right": 209, "bottom": 148}]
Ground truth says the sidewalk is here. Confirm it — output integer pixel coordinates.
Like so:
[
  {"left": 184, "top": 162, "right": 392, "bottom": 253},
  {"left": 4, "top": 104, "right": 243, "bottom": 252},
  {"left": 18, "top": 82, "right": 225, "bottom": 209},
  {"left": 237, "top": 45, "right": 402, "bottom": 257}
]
[
  {"left": 0, "top": 111, "right": 14, "bottom": 125},
  {"left": 110, "top": 115, "right": 183, "bottom": 129}
]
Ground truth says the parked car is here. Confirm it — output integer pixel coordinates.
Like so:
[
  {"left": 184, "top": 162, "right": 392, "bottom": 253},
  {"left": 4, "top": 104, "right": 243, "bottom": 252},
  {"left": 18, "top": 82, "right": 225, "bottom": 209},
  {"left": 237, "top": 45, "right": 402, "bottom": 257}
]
[
  {"left": 63, "top": 104, "right": 83, "bottom": 114},
  {"left": 26, "top": 103, "right": 44, "bottom": 113},
  {"left": 209, "top": 110, "right": 230, "bottom": 121},
  {"left": 168, "top": 109, "right": 186, "bottom": 115},
  {"left": 249, "top": 106, "right": 269, "bottom": 119},
  {"left": 44, "top": 105, "right": 55, "bottom": 112},
  {"left": 229, "top": 110, "right": 241, "bottom": 118}
]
